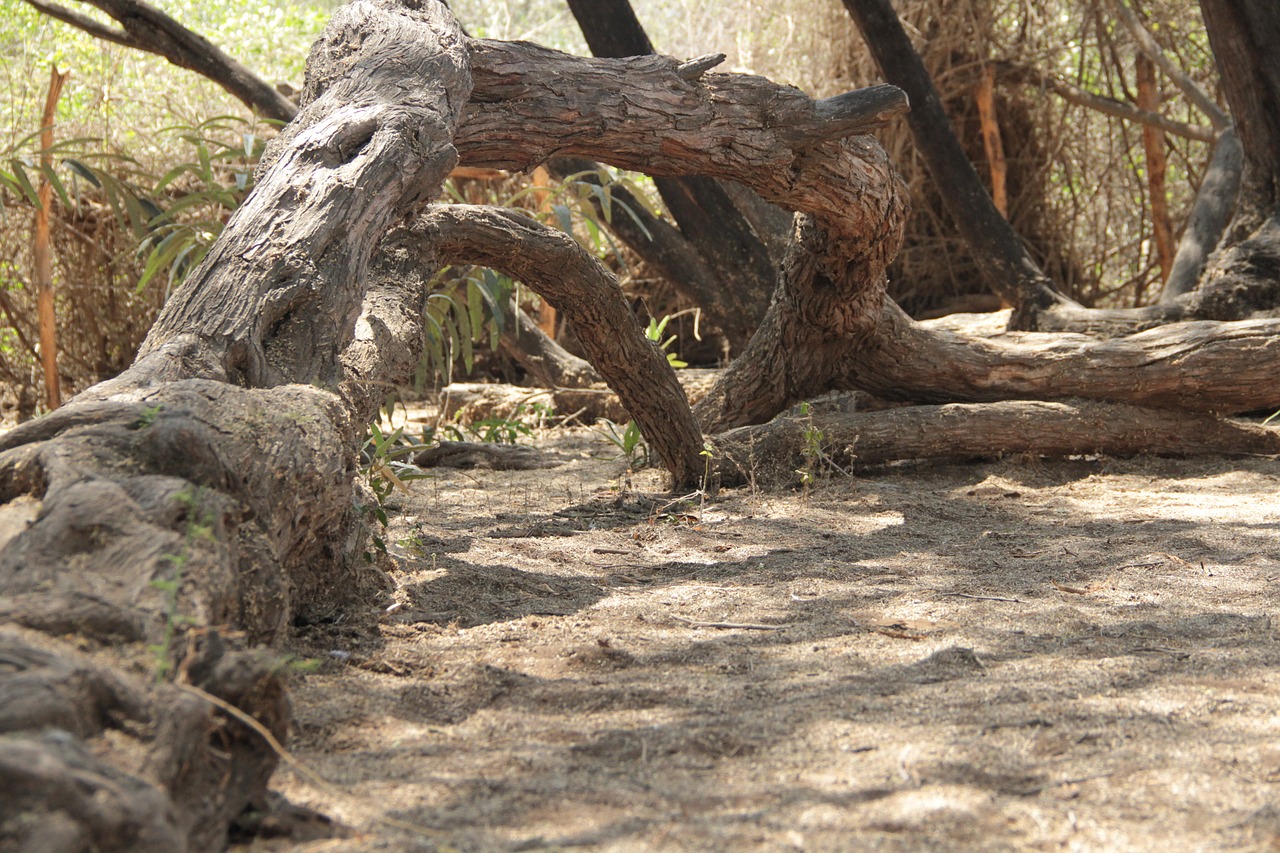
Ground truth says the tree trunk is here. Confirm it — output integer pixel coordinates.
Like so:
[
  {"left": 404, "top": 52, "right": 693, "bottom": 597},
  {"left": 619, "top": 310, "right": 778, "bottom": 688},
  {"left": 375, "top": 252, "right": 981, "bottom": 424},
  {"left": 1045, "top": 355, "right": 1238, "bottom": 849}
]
[
  {"left": 844, "top": 0, "right": 1280, "bottom": 335},
  {"left": 1159, "top": 128, "right": 1242, "bottom": 302},
  {"left": 0, "top": 3, "right": 468, "bottom": 848},
  {"left": 6, "top": 4, "right": 1280, "bottom": 848}
]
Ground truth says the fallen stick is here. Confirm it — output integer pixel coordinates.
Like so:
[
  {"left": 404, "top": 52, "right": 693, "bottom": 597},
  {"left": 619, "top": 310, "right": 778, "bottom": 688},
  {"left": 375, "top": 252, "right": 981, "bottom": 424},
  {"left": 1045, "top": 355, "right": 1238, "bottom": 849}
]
[{"left": 671, "top": 615, "right": 784, "bottom": 631}]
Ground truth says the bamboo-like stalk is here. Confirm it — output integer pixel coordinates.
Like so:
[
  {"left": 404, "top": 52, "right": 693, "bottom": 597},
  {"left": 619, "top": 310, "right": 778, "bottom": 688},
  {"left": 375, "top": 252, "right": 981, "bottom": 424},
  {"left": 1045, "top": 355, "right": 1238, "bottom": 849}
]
[
  {"left": 1136, "top": 54, "right": 1174, "bottom": 284},
  {"left": 975, "top": 64, "right": 1008, "bottom": 217},
  {"left": 34, "top": 64, "right": 70, "bottom": 411}
]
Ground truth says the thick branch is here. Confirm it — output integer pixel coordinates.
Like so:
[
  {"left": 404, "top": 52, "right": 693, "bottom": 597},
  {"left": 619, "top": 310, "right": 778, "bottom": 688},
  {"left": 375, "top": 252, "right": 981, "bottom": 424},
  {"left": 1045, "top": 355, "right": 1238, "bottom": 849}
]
[
  {"left": 425, "top": 205, "right": 707, "bottom": 487},
  {"left": 839, "top": 0, "right": 1067, "bottom": 325},
  {"left": 716, "top": 400, "right": 1280, "bottom": 486},
  {"left": 844, "top": 300, "right": 1280, "bottom": 415},
  {"left": 457, "top": 42, "right": 907, "bottom": 236},
  {"left": 1000, "top": 63, "right": 1216, "bottom": 143},
  {"left": 131, "top": 1, "right": 467, "bottom": 390},
  {"left": 564, "top": 0, "right": 782, "bottom": 348},
  {"left": 1161, "top": 128, "right": 1243, "bottom": 302},
  {"left": 24, "top": 0, "right": 297, "bottom": 122},
  {"left": 546, "top": 157, "right": 771, "bottom": 348}
]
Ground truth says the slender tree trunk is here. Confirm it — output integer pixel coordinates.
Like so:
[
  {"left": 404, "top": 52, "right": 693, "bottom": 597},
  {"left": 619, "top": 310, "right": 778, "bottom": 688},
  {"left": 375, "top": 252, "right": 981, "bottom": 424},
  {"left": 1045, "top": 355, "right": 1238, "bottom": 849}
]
[
  {"left": 34, "top": 65, "right": 69, "bottom": 411},
  {"left": 840, "top": 0, "right": 1069, "bottom": 329}
]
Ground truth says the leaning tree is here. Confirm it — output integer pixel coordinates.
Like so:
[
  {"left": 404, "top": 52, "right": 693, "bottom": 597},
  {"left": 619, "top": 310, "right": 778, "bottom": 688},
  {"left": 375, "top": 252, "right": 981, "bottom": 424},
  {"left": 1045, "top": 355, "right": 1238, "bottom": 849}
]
[{"left": 3, "top": 0, "right": 1280, "bottom": 848}]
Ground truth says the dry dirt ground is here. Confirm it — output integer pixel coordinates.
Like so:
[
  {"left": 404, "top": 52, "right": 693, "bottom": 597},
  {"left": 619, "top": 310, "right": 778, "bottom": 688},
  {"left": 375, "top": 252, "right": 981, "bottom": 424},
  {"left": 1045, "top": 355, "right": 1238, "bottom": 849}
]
[{"left": 264, "top": 423, "right": 1280, "bottom": 852}]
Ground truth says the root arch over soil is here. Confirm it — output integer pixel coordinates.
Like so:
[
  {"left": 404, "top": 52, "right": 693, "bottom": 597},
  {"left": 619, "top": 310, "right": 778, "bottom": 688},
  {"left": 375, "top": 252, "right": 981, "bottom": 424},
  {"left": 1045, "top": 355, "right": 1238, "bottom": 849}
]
[{"left": 3, "top": 1, "right": 1280, "bottom": 849}]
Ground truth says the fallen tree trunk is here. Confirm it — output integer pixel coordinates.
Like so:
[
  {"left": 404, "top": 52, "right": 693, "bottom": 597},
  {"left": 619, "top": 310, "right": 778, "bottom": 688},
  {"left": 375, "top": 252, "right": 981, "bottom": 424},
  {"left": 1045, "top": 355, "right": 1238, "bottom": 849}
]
[
  {"left": 6, "top": 3, "right": 1280, "bottom": 848},
  {"left": 716, "top": 399, "right": 1280, "bottom": 486},
  {"left": 0, "top": 2, "right": 471, "bottom": 848}
]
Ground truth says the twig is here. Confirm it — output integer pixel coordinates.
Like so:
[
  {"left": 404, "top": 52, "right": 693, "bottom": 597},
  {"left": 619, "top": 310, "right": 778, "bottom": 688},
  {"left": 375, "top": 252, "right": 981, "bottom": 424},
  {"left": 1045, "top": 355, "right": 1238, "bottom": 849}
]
[
  {"left": 175, "top": 682, "right": 445, "bottom": 839},
  {"left": 671, "top": 615, "right": 783, "bottom": 631},
  {"left": 940, "top": 592, "right": 1022, "bottom": 603}
]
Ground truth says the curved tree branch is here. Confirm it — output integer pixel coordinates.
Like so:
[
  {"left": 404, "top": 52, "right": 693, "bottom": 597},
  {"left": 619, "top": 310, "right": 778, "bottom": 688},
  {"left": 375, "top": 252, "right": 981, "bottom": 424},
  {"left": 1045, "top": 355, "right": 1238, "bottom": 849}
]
[
  {"left": 997, "top": 62, "right": 1216, "bottom": 142},
  {"left": 424, "top": 205, "right": 707, "bottom": 486},
  {"left": 23, "top": 0, "right": 297, "bottom": 122}
]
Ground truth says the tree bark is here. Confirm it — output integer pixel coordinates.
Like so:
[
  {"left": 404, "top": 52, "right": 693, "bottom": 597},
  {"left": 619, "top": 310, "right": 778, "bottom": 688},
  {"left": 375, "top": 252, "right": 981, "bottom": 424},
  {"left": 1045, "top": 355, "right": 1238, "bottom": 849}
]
[
  {"left": 716, "top": 399, "right": 1280, "bottom": 486},
  {"left": 5, "top": 5, "right": 1280, "bottom": 848},
  {"left": 1198, "top": 0, "right": 1280, "bottom": 241},
  {"left": 425, "top": 205, "right": 707, "bottom": 485},
  {"left": 563, "top": 0, "right": 782, "bottom": 350},
  {"left": 0, "top": 3, "right": 468, "bottom": 847}
]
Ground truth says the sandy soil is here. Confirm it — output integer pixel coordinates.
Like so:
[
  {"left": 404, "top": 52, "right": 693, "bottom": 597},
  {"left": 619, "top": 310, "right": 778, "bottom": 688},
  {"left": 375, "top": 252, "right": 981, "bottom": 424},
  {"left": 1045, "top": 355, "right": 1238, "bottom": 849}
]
[{"left": 263, "top": 426, "right": 1280, "bottom": 852}]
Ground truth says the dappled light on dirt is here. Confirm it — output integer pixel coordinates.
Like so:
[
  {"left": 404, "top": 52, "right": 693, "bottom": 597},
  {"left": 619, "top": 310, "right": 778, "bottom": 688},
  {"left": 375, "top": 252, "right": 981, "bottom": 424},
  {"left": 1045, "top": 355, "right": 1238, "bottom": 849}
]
[{"left": 274, "top": 429, "right": 1280, "bottom": 851}]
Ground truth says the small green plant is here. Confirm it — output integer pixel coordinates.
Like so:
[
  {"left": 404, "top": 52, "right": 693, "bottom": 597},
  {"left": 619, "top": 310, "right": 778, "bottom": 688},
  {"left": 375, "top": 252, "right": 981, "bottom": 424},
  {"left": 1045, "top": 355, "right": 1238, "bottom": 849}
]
[
  {"left": 796, "top": 401, "right": 823, "bottom": 491},
  {"left": 359, "top": 422, "right": 433, "bottom": 559},
  {"left": 428, "top": 401, "right": 551, "bottom": 445},
  {"left": 148, "top": 487, "right": 214, "bottom": 682},
  {"left": 135, "top": 403, "right": 164, "bottom": 428},
  {"left": 645, "top": 314, "right": 688, "bottom": 369},
  {"left": 596, "top": 417, "right": 648, "bottom": 469},
  {"left": 793, "top": 401, "right": 853, "bottom": 491}
]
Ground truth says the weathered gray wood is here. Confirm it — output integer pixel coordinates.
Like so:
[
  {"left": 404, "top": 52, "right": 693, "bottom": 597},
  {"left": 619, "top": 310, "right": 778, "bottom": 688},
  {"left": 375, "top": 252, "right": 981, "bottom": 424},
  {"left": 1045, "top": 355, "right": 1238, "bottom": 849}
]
[
  {"left": 716, "top": 399, "right": 1280, "bottom": 486},
  {"left": 1161, "top": 129, "right": 1243, "bottom": 303},
  {"left": 846, "top": 300, "right": 1280, "bottom": 415},
  {"left": 0, "top": 3, "right": 470, "bottom": 848}
]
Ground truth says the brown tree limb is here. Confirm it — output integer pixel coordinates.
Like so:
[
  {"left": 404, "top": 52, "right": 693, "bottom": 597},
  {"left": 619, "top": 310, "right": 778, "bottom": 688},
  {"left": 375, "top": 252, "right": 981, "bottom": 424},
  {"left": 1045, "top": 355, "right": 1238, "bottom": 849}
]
[
  {"left": 1112, "top": 0, "right": 1231, "bottom": 129},
  {"left": 839, "top": 0, "right": 1068, "bottom": 327},
  {"left": 545, "top": 156, "right": 770, "bottom": 350},
  {"left": 35, "top": 65, "right": 69, "bottom": 411},
  {"left": 716, "top": 399, "right": 1280, "bottom": 486},
  {"left": 23, "top": 0, "right": 297, "bottom": 122},
  {"left": 496, "top": 293, "right": 598, "bottom": 389},
  {"left": 1136, "top": 55, "right": 1175, "bottom": 283},
  {"left": 425, "top": 204, "right": 707, "bottom": 486},
  {"left": 997, "top": 62, "right": 1216, "bottom": 143},
  {"left": 1198, "top": 0, "right": 1280, "bottom": 243},
  {"left": 974, "top": 64, "right": 1008, "bottom": 217},
  {"left": 564, "top": 0, "right": 785, "bottom": 352},
  {"left": 843, "top": 299, "right": 1280, "bottom": 415}
]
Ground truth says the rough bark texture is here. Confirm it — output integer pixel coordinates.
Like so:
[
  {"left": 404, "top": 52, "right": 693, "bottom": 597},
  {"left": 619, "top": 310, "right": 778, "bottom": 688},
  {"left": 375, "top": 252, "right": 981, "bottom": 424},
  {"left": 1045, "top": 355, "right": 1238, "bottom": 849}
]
[
  {"left": 1199, "top": 0, "right": 1280, "bottom": 242},
  {"left": 842, "top": 300, "right": 1280, "bottom": 414},
  {"left": 0, "top": 3, "right": 467, "bottom": 848},
  {"left": 6, "top": 3, "right": 1280, "bottom": 848},
  {"left": 565, "top": 0, "right": 781, "bottom": 350},
  {"left": 716, "top": 399, "right": 1280, "bottom": 486}
]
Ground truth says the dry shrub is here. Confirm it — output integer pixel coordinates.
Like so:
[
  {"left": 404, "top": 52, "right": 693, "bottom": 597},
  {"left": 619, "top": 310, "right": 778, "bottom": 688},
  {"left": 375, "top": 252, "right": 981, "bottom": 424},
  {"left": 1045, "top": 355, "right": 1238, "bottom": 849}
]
[
  {"left": 0, "top": 198, "right": 162, "bottom": 421},
  {"left": 641, "top": 0, "right": 1218, "bottom": 316}
]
